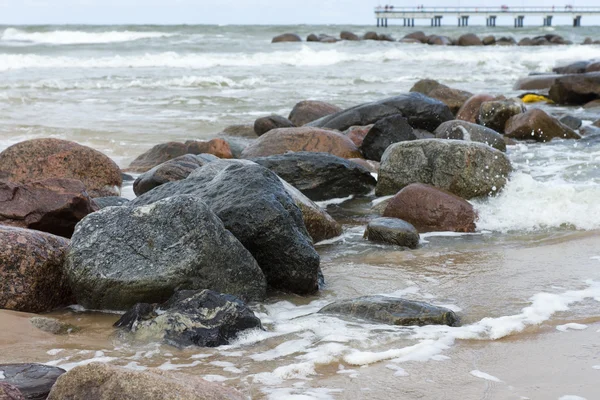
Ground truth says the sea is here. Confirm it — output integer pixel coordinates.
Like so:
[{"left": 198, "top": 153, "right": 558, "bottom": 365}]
[{"left": 1, "top": 24, "right": 600, "bottom": 400}]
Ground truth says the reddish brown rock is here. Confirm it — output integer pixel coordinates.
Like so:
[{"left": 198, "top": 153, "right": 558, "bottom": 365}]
[
  {"left": 254, "top": 115, "right": 295, "bottom": 136},
  {"left": 0, "top": 382, "right": 25, "bottom": 400},
  {"left": 0, "top": 138, "right": 121, "bottom": 198},
  {"left": 240, "top": 127, "right": 362, "bottom": 159},
  {"left": 288, "top": 100, "right": 342, "bottom": 126},
  {"left": 344, "top": 125, "right": 373, "bottom": 147},
  {"left": 0, "top": 226, "right": 72, "bottom": 313},
  {"left": 586, "top": 62, "right": 600, "bottom": 73},
  {"left": 0, "top": 178, "right": 98, "bottom": 238},
  {"left": 403, "top": 31, "right": 428, "bottom": 43},
  {"left": 127, "top": 139, "right": 233, "bottom": 173},
  {"left": 594, "top": 119, "right": 600, "bottom": 127},
  {"left": 382, "top": 183, "right": 477, "bottom": 233},
  {"left": 584, "top": 99, "right": 600, "bottom": 109},
  {"left": 457, "top": 33, "right": 482, "bottom": 46},
  {"left": 504, "top": 109, "right": 580, "bottom": 142},
  {"left": 456, "top": 94, "right": 496, "bottom": 123},
  {"left": 410, "top": 79, "right": 473, "bottom": 115}
]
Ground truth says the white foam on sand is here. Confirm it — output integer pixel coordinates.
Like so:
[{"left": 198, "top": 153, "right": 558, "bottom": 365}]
[
  {"left": 202, "top": 374, "right": 229, "bottom": 382},
  {"left": 556, "top": 323, "right": 588, "bottom": 332},
  {"left": 386, "top": 364, "right": 409, "bottom": 377},
  {"left": 263, "top": 387, "right": 342, "bottom": 400},
  {"left": 470, "top": 370, "right": 502, "bottom": 382},
  {"left": 157, "top": 360, "right": 202, "bottom": 370},
  {"left": 46, "top": 348, "right": 63, "bottom": 356}
]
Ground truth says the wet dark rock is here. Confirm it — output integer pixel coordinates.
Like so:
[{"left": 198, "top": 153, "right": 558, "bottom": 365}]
[
  {"left": 92, "top": 196, "right": 130, "bottom": 209},
  {"left": 47, "top": 363, "right": 245, "bottom": 400},
  {"left": 133, "top": 154, "right": 217, "bottom": 196},
  {"left": 307, "top": 92, "right": 454, "bottom": 132},
  {"left": 456, "top": 94, "right": 496, "bottom": 123},
  {"left": 363, "top": 32, "right": 379, "bottom": 40},
  {"left": 0, "top": 227, "right": 71, "bottom": 313},
  {"left": 383, "top": 183, "right": 477, "bottom": 232},
  {"left": 219, "top": 136, "right": 253, "bottom": 159},
  {"left": 288, "top": 100, "right": 342, "bottom": 126},
  {"left": 0, "top": 382, "right": 24, "bottom": 400},
  {"left": 66, "top": 195, "right": 266, "bottom": 310},
  {"left": 348, "top": 158, "right": 379, "bottom": 173},
  {"left": 378, "top": 34, "right": 394, "bottom": 42},
  {"left": 272, "top": 33, "right": 302, "bottom": 43},
  {"left": 0, "top": 178, "right": 98, "bottom": 238},
  {"left": 518, "top": 37, "right": 534, "bottom": 46},
  {"left": 434, "top": 120, "right": 506, "bottom": 152},
  {"left": 340, "top": 31, "right": 360, "bottom": 41},
  {"left": 251, "top": 152, "right": 376, "bottom": 201},
  {"left": 131, "top": 162, "right": 320, "bottom": 295},
  {"left": 360, "top": 115, "right": 417, "bottom": 161},
  {"left": 477, "top": 99, "right": 526, "bottom": 133},
  {"left": 403, "top": 31, "right": 427, "bottom": 43},
  {"left": 586, "top": 62, "right": 600, "bottom": 73},
  {"left": 427, "top": 35, "right": 452, "bottom": 46},
  {"left": 0, "top": 364, "right": 65, "bottom": 400},
  {"left": 584, "top": 99, "right": 600, "bottom": 109},
  {"left": 553, "top": 61, "right": 591, "bottom": 75},
  {"left": 240, "top": 127, "right": 362, "bottom": 159},
  {"left": 504, "top": 109, "right": 580, "bottom": 142},
  {"left": 29, "top": 317, "right": 80, "bottom": 335},
  {"left": 115, "top": 289, "right": 261, "bottom": 348},
  {"left": 254, "top": 115, "right": 295, "bottom": 136},
  {"left": 307, "top": 33, "right": 319, "bottom": 42},
  {"left": 127, "top": 139, "right": 233, "bottom": 173},
  {"left": 513, "top": 74, "right": 560, "bottom": 90},
  {"left": 495, "top": 36, "right": 516, "bottom": 46},
  {"left": 410, "top": 79, "right": 473, "bottom": 114},
  {"left": 559, "top": 115, "right": 583, "bottom": 130},
  {"left": 376, "top": 139, "right": 511, "bottom": 199},
  {"left": 318, "top": 295, "right": 458, "bottom": 326},
  {"left": 0, "top": 138, "right": 121, "bottom": 198},
  {"left": 363, "top": 217, "right": 419, "bottom": 248},
  {"left": 318, "top": 34, "right": 338, "bottom": 43},
  {"left": 457, "top": 33, "right": 482, "bottom": 46},
  {"left": 548, "top": 72, "right": 600, "bottom": 105},
  {"left": 220, "top": 124, "right": 257, "bottom": 138},
  {"left": 594, "top": 119, "right": 600, "bottom": 127},
  {"left": 482, "top": 35, "right": 495, "bottom": 45}
]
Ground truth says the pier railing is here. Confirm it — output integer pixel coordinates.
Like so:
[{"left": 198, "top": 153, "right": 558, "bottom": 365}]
[{"left": 374, "top": 6, "right": 600, "bottom": 14}]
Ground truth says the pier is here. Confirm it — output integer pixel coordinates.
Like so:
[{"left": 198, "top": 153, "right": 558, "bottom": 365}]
[{"left": 374, "top": 6, "right": 600, "bottom": 27}]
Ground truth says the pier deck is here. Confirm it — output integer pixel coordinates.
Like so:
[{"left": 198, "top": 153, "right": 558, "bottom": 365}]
[{"left": 374, "top": 6, "right": 600, "bottom": 27}]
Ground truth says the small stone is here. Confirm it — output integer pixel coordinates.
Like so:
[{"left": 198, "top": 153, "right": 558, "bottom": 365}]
[
  {"left": 29, "top": 317, "right": 80, "bottom": 335},
  {"left": 364, "top": 217, "right": 419, "bottom": 248}
]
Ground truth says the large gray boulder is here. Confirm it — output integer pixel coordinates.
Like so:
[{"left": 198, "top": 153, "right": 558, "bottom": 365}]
[
  {"left": 318, "top": 295, "right": 458, "bottom": 326},
  {"left": 306, "top": 92, "right": 454, "bottom": 132},
  {"left": 376, "top": 139, "right": 512, "bottom": 198},
  {"left": 0, "top": 364, "right": 65, "bottom": 400},
  {"left": 130, "top": 162, "right": 320, "bottom": 295},
  {"left": 251, "top": 152, "right": 376, "bottom": 201},
  {"left": 434, "top": 120, "right": 506, "bottom": 152},
  {"left": 360, "top": 114, "right": 417, "bottom": 161},
  {"left": 115, "top": 289, "right": 261, "bottom": 348},
  {"left": 548, "top": 72, "right": 600, "bottom": 105},
  {"left": 65, "top": 195, "right": 266, "bottom": 310}
]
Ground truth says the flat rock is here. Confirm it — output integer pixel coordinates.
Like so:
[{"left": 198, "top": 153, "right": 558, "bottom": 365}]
[
  {"left": 376, "top": 139, "right": 512, "bottom": 199},
  {"left": 0, "top": 227, "right": 72, "bottom": 313},
  {"left": 65, "top": 195, "right": 266, "bottom": 309},
  {"left": 0, "top": 178, "right": 98, "bottom": 238},
  {"left": 126, "top": 139, "right": 233, "bottom": 173},
  {"left": 478, "top": 99, "right": 526, "bottom": 133},
  {"left": 363, "top": 217, "right": 419, "bottom": 248},
  {"left": 513, "top": 74, "right": 560, "bottom": 90},
  {"left": 382, "top": 183, "right": 477, "bottom": 232},
  {"left": 288, "top": 100, "right": 342, "bottom": 126},
  {"left": 130, "top": 162, "right": 320, "bottom": 295},
  {"left": 0, "top": 364, "right": 65, "bottom": 400},
  {"left": 116, "top": 289, "right": 262, "bottom": 348},
  {"left": 240, "top": 127, "right": 361, "bottom": 159},
  {"left": 254, "top": 115, "right": 295, "bottom": 136},
  {"left": 360, "top": 115, "right": 417, "bottom": 161},
  {"left": 505, "top": 109, "right": 580, "bottom": 142},
  {"left": 133, "top": 154, "right": 217, "bottom": 196},
  {"left": 553, "top": 61, "right": 591, "bottom": 74},
  {"left": 251, "top": 152, "right": 375, "bottom": 201},
  {"left": 47, "top": 363, "right": 245, "bottom": 400},
  {"left": 456, "top": 94, "right": 496, "bottom": 123},
  {"left": 318, "top": 295, "right": 458, "bottom": 326},
  {"left": 306, "top": 92, "right": 454, "bottom": 132},
  {"left": 434, "top": 120, "right": 506, "bottom": 152},
  {"left": 0, "top": 138, "right": 121, "bottom": 198},
  {"left": 549, "top": 72, "right": 600, "bottom": 105}
]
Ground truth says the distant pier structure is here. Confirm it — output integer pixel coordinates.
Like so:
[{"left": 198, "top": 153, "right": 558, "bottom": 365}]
[{"left": 374, "top": 6, "right": 600, "bottom": 27}]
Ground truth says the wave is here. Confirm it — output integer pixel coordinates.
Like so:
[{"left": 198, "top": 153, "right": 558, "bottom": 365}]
[
  {"left": 1, "top": 45, "right": 600, "bottom": 71},
  {"left": 0, "top": 28, "right": 173, "bottom": 45}
]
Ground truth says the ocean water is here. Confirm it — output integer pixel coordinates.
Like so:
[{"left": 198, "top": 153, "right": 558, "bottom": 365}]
[{"left": 1, "top": 25, "right": 600, "bottom": 399}]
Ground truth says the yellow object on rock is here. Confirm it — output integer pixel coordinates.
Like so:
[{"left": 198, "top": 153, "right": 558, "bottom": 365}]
[{"left": 521, "top": 94, "right": 554, "bottom": 104}]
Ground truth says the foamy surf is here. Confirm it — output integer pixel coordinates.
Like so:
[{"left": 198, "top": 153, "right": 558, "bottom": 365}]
[{"left": 0, "top": 28, "right": 173, "bottom": 45}]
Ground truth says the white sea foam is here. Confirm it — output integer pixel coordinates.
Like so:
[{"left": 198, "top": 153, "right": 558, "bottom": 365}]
[
  {"left": 470, "top": 370, "right": 502, "bottom": 382},
  {"left": 559, "top": 396, "right": 587, "bottom": 400},
  {"left": 556, "top": 323, "right": 588, "bottom": 332},
  {"left": 0, "top": 371, "right": 4, "bottom": 379},
  {"left": 0, "top": 28, "right": 172, "bottom": 45},
  {"left": 592, "top": 365, "right": 600, "bottom": 370}
]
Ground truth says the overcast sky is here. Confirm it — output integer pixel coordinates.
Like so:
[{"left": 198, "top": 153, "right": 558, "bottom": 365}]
[{"left": 0, "top": 0, "right": 598, "bottom": 25}]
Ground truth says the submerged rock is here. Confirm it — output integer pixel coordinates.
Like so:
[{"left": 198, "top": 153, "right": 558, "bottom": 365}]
[
  {"left": 0, "top": 138, "right": 121, "bottom": 198},
  {"left": 363, "top": 217, "right": 419, "bottom": 248},
  {"left": 252, "top": 152, "right": 375, "bottom": 201},
  {"left": 92, "top": 196, "right": 130, "bottom": 209},
  {"left": 131, "top": 162, "right": 320, "bottom": 295},
  {"left": 288, "top": 100, "right": 342, "bottom": 126},
  {"left": 0, "top": 227, "right": 72, "bottom": 313},
  {"left": 318, "top": 295, "right": 458, "bottom": 326},
  {"left": 559, "top": 115, "right": 583, "bottom": 130},
  {"left": 0, "top": 364, "right": 65, "bottom": 400},
  {"left": 434, "top": 120, "right": 506, "bottom": 152},
  {"left": 376, "top": 139, "right": 511, "bottom": 199},
  {"left": 240, "top": 127, "right": 361, "bottom": 159},
  {"left": 65, "top": 195, "right": 266, "bottom": 310},
  {"left": 383, "top": 183, "right": 477, "bottom": 233},
  {"left": 115, "top": 289, "right": 262, "bottom": 348},
  {"left": 477, "top": 99, "right": 526, "bottom": 133},
  {"left": 253, "top": 114, "right": 295, "bottom": 136},
  {"left": 306, "top": 92, "right": 454, "bottom": 132},
  {"left": 0, "top": 178, "right": 98, "bottom": 238},
  {"left": 360, "top": 115, "right": 417, "bottom": 161},
  {"left": 505, "top": 109, "right": 580, "bottom": 142},
  {"left": 29, "top": 317, "right": 80, "bottom": 335},
  {"left": 47, "top": 363, "right": 245, "bottom": 400}
]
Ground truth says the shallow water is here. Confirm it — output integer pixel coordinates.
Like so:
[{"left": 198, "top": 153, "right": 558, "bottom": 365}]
[{"left": 1, "top": 24, "right": 600, "bottom": 399}]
